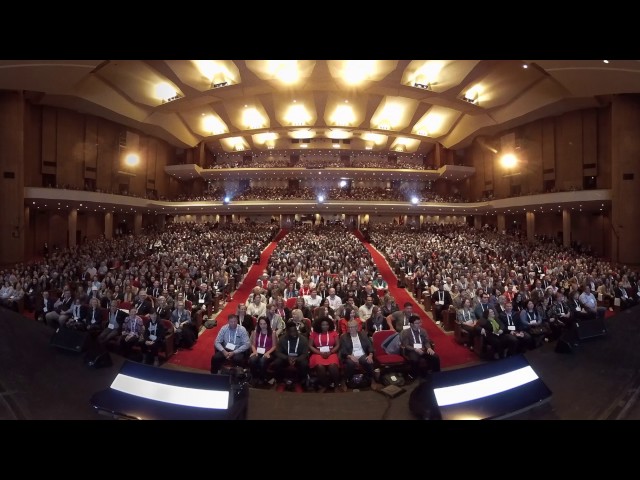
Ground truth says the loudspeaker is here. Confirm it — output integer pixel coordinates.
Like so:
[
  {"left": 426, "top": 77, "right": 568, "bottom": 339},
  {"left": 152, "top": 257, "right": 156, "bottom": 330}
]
[
  {"left": 50, "top": 328, "right": 89, "bottom": 353},
  {"left": 84, "top": 350, "right": 113, "bottom": 369},
  {"left": 575, "top": 318, "right": 607, "bottom": 341}
]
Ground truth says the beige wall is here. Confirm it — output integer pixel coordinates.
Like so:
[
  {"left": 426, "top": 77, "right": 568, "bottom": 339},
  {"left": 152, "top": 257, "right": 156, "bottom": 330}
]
[
  {"left": 464, "top": 106, "right": 612, "bottom": 201},
  {"left": 611, "top": 95, "right": 640, "bottom": 264},
  {"left": 27, "top": 104, "right": 176, "bottom": 198},
  {"left": 0, "top": 91, "right": 25, "bottom": 264}
]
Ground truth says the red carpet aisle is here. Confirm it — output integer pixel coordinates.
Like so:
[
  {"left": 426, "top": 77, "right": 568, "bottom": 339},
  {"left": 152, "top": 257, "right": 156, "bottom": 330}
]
[
  {"left": 354, "top": 230, "right": 477, "bottom": 368},
  {"left": 167, "top": 229, "right": 288, "bottom": 371}
]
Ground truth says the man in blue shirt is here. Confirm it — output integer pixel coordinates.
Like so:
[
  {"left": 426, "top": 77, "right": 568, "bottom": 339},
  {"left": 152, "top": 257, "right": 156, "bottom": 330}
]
[{"left": 211, "top": 314, "right": 251, "bottom": 374}]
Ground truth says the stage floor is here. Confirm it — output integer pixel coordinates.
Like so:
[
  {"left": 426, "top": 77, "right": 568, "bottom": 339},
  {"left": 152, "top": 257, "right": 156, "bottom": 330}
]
[{"left": 1, "top": 305, "right": 639, "bottom": 420}]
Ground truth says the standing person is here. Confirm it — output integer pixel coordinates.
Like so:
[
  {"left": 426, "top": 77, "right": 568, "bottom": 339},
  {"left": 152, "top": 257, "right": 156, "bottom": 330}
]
[
  {"left": 399, "top": 315, "right": 441, "bottom": 379},
  {"left": 248, "top": 317, "right": 277, "bottom": 386},
  {"left": 210, "top": 314, "right": 250, "bottom": 374}
]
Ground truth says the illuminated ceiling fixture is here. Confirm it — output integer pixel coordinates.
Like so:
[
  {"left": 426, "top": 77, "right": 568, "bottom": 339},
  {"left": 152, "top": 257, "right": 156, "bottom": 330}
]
[
  {"left": 243, "top": 107, "right": 265, "bottom": 130},
  {"left": 376, "top": 102, "right": 404, "bottom": 131},
  {"left": 395, "top": 144, "right": 406, "bottom": 152},
  {"left": 268, "top": 60, "right": 299, "bottom": 84},
  {"left": 193, "top": 60, "right": 231, "bottom": 88},
  {"left": 343, "top": 60, "right": 376, "bottom": 85},
  {"left": 286, "top": 104, "right": 310, "bottom": 126},
  {"left": 202, "top": 115, "right": 227, "bottom": 135},
  {"left": 155, "top": 82, "right": 181, "bottom": 103},
  {"left": 463, "top": 85, "right": 482, "bottom": 105},
  {"left": 234, "top": 144, "right": 245, "bottom": 152},
  {"left": 413, "top": 61, "right": 443, "bottom": 89},
  {"left": 363, "top": 132, "right": 386, "bottom": 145},
  {"left": 415, "top": 113, "right": 442, "bottom": 137},
  {"left": 332, "top": 105, "right": 354, "bottom": 126}
]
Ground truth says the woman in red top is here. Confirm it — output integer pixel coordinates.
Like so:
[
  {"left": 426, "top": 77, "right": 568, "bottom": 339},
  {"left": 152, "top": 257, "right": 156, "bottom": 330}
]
[{"left": 309, "top": 317, "right": 342, "bottom": 392}]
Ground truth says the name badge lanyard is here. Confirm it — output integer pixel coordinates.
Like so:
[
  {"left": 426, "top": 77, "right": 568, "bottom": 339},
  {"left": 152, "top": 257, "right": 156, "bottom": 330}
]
[
  {"left": 412, "top": 328, "right": 422, "bottom": 345},
  {"left": 288, "top": 337, "right": 300, "bottom": 355},
  {"left": 227, "top": 329, "right": 238, "bottom": 345},
  {"left": 320, "top": 332, "right": 330, "bottom": 347},
  {"left": 258, "top": 332, "right": 268, "bottom": 349}
]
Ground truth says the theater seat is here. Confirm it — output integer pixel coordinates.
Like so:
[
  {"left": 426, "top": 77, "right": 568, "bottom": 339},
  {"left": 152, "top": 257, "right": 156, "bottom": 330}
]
[
  {"left": 286, "top": 297, "right": 297, "bottom": 309},
  {"left": 372, "top": 330, "right": 406, "bottom": 372}
]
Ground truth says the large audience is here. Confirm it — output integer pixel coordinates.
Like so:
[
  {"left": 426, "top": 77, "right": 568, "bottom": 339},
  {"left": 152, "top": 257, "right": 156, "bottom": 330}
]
[{"left": 3, "top": 217, "right": 636, "bottom": 393}]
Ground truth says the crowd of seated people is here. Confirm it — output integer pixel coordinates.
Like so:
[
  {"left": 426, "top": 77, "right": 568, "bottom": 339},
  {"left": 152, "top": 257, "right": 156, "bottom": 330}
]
[
  {"left": 206, "top": 224, "right": 397, "bottom": 391},
  {"left": 368, "top": 222, "right": 639, "bottom": 358},
  {"left": 166, "top": 186, "right": 464, "bottom": 203},
  {"left": 205, "top": 155, "right": 432, "bottom": 170},
  {"left": 1, "top": 222, "right": 278, "bottom": 365}
]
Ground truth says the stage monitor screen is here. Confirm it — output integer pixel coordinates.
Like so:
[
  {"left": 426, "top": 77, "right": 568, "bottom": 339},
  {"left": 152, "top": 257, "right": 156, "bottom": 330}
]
[
  {"left": 90, "top": 361, "right": 247, "bottom": 420},
  {"left": 430, "top": 354, "right": 551, "bottom": 420}
]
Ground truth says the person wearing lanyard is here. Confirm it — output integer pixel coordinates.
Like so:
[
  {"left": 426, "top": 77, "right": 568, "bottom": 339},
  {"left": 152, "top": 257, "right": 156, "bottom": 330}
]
[
  {"left": 211, "top": 314, "right": 250, "bottom": 375},
  {"left": 520, "top": 299, "right": 549, "bottom": 348},
  {"left": 248, "top": 317, "right": 277, "bottom": 386},
  {"left": 83, "top": 297, "right": 103, "bottom": 336},
  {"left": 66, "top": 298, "right": 87, "bottom": 331},
  {"left": 399, "top": 315, "right": 440, "bottom": 379},
  {"left": 456, "top": 297, "right": 479, "bottom": 347},
  {"left": 141, "top": 311, "right": 166, "bottom": 366},
  {"left": 387, "top": 301, "right": 414, "bottom": 332},
  {"left": 366, "top": 305, "right": 389, "bottom": 337},
  {"left": 98, "top": 301, "right": 125, "bottom": 345},
  {"left": 119, "top": 307, "right": 144, "bottom": 360},
  {"left": 272, "top": 321, "right": 310, "bottom": 389},
  {"left": 430, "top": 283, "right": 452, "bottom": 325},
  {"left": 548, "top": 292, "right": 572, "bottom": 340},
  {"left": 499, "top": 301, "right": 530, "bottom": 353},
  {"left": 309, "top": 317, "right": 342, "bottom": 392},
  {"left": 340, "top": 319, "right": 381, "bottom": 391}
]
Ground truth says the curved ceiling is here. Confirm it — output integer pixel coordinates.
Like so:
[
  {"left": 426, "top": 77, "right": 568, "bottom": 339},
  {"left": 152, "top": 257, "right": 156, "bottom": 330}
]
[{"left": 2, "top": 59, "right": 638, "bottom": 153}]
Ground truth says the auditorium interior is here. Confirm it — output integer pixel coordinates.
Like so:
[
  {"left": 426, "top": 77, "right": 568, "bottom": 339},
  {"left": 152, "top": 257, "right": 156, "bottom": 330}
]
[{"left": 1, "top": 60, "right": 640, "bottom": 421}]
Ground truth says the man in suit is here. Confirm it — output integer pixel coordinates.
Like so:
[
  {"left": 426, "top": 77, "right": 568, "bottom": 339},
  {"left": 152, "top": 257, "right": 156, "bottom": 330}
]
[
  {"left": 339, "top": 320, "right": 381, "bottom": 390},
  {"left": 431, "top": 282, "right": 453, "bottom": 324},
  {"left": 153, "top": 296, "right": 172, "bottom": 320},
  {"left": 133, "top": 291, "right": 153, "bottom": 315},
  {"left": 141, "top": 311, "right": 167, "bottom": 366},
  {"left": 399, "top": 315, "right": 441, "bottom": 379},
  {"left": 35, "top": 290, "right": 56, "bottom": 323}
]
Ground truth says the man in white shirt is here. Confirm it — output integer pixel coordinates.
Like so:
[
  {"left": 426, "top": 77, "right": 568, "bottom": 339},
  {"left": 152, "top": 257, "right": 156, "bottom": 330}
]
[
  {"left": 578, "top": 285, "right": 606, "bottom": 321},
  {"left": 327, "top": 288, "right": 342, "bottom": 311},
  {"left": 339, "top": 320, "right": 381, "bottom": 391},
  {"left": 304, "top": 289, "right": 322, "bottom": 309},
  {"left": 358, "top": 296, "right": 375, "bottom": 322}
]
